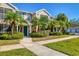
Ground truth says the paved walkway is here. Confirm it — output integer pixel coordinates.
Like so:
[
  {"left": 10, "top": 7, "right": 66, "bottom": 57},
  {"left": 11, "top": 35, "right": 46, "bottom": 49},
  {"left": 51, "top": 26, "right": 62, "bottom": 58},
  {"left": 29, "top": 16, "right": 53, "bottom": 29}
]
[
  {"left": 21, "top": 36, "right": 79, "bottom": 56},
  {"left": 21, "top": 37, "right": 68, "bottom": 56},
  {"left": 21, "top": 42, "right": 67, "bottom": 56},
  {"left": 0, "top": 44, "right": 24, "bottom": 52},
  {"left": 36, "top": 35, "right": 79, "bottom": 44}
]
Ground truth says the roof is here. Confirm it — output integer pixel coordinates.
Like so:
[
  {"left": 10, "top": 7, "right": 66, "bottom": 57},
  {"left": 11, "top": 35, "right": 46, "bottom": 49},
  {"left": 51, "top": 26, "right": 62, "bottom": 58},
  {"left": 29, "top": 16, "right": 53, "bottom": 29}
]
[
  {"left": 36, "top": 9, "right": 52, "bottom": 17},
  {"left": 7, "top": 3, "right": 18, "bottom": 10},
  {"left": 6, "top": 4, "right": 53, "bottom": 18},
  {"left": 71, "top": 24, "right": 79, "bottom": 27},
  {"left": 17, "top": 10, "right": 33, "bottom": 14}
]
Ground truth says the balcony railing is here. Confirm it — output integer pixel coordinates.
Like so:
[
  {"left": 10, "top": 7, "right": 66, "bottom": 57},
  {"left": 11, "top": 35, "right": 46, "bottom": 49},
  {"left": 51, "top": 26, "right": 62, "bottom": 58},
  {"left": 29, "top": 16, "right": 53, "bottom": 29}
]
[{"left": 0, "top": 13, "right": 5, "bottom": 20}]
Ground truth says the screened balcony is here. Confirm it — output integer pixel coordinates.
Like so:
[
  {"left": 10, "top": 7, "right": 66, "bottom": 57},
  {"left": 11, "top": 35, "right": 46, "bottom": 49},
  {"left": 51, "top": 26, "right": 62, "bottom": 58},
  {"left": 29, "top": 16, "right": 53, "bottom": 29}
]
[
  {"left": 0, "top": 7, "right": 13, "bottom": 33},
  {"left": 0, "top": 7, "right": 12, "bottom": 20}
]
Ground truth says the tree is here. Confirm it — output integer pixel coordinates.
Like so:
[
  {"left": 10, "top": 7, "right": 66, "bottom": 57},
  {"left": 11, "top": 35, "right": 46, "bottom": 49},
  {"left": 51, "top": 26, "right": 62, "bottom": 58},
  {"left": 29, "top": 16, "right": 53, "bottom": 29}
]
[
  {"left": 39, "top": 15, "right": 49, "bottom": 31},
  {"left": 56, "top": 13, "right": 68, "bottom": 22},
  {"left": 5, "top": 11, "right": 26, "bottom": 34},
  {"left": 49, "top": 19, "right": 60, "bottom": 32},
  {"left": 56, "top": 13, "right": 71, "bottom": 33},
  {"left": 31, "top": 16, "right": 39, "bottom": 32},
  {"left": 18, "top": 16, "right": 27, "bottom": 32},
  {"left": 5, "top": 11, "right": 18, "bottom": 34}
]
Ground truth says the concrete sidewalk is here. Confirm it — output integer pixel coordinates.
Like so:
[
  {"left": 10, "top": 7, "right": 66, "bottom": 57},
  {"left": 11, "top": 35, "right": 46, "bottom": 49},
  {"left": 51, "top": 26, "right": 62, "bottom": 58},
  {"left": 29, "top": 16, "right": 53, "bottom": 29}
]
[
  {"left": 0, "top": 44, "right": 24, "bottom": 52},
  {"left": 21, "top": 36, "right": 79, "bottom": 56},
  {"left": 21, "top": 37, "right": 68, "bottom": 56},
  {"left": 21, "top": 42, "right": 67, "bottom": 56},
  {"left": 36, "top": 36, "right": 79, "bottom": 44}
]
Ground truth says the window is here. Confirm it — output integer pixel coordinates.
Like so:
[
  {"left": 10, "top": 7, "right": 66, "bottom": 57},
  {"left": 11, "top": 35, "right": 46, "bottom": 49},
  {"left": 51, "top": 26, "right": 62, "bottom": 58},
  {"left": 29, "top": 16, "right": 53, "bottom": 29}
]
[{"left": 27, "top": 15, "right": 32, "bottom": 22}]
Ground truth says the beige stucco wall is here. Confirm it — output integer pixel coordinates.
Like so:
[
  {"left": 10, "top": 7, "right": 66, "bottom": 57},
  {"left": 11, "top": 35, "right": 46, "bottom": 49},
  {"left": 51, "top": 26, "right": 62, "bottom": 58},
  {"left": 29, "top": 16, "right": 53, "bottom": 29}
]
[{"left": 36, "top": 10, "right": 50, "bottom": 19}]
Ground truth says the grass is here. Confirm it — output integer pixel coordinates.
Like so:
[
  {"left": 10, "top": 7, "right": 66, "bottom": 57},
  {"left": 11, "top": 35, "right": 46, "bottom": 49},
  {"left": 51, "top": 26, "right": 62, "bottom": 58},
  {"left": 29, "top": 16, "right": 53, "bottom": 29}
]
[
  {"left": 0, "top": 48, "right": 36, "bottom": 56},
  {"left": 44, "top": 37, "right": 79, "bottom": 56},
  {"left": 32, "top": 35, "right": 71, "bottom": 42},
  {"left": 0, "top": 40, "right": 20, "bottom": 46}
]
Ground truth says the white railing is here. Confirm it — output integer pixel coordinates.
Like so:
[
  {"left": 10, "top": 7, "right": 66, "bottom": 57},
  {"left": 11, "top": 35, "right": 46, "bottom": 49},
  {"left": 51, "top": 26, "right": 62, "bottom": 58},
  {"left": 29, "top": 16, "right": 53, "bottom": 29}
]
[{"left": 0, "top": 13, "right": 5, "bottom": 20}]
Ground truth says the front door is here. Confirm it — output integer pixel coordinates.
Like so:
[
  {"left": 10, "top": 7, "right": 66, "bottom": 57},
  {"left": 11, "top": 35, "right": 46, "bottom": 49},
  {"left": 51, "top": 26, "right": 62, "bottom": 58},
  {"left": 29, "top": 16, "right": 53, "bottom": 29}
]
[{"left": 24, "top": 26, "right": 27, "bottom": 36}]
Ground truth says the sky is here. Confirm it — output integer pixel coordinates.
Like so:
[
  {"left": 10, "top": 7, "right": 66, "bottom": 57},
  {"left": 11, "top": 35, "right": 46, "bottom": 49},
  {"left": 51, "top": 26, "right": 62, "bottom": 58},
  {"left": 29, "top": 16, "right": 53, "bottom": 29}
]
[{"left": 13, "top": 3, "right": 79, "bottom": 20}]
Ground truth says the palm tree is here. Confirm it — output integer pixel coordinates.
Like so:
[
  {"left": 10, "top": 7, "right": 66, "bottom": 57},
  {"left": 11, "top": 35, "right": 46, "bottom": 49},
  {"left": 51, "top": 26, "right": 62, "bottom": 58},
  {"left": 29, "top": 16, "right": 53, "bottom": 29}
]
[
  {"left": 5, "top": 11, "right": 26, "bottom": 34},
  {"left": 56, "top": 13, "right": 68, "bottom": 22},
  {"left": 39, "top": 16, "right": 49, "bottom": 31},
  {"left": 56, "top": 13, "right": 71, "bottom": 33},
  {"left": 49, "top": 20, "right": 60, "bottom": 32},
  {"left": 31, "top": 15, "right": 39, "bottom": 32},
  {"left": 5, "top": 11, "right": 18, "bottom": 34},
  {"left": 18, "top": 16, "right": 27, "bottom": 32}
]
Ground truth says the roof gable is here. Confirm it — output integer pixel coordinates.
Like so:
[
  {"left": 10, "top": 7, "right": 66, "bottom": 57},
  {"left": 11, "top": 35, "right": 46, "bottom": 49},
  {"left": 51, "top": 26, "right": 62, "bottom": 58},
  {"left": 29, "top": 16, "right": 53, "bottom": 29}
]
[
  {"left": 0, "top": 3, "right": 18, "bottom": 10},
  {"left": 7, "top": 3, "right": 18, "bottom": 10},
  {"left": 36, "top": 9, "right": 52, "bottom": 17}
]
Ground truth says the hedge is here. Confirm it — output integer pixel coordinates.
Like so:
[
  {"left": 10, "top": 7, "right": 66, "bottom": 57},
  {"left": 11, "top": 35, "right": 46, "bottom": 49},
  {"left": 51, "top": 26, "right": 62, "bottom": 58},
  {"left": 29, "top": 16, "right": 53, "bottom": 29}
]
[
  {"left": 49, "top": 32, "right": 62, "bottom": 35},
  {"left": 30, "top": 30, "right": 49, "bottom": 37},
  {"left": 12, "top": 32, "right": 24, "bottom": 39},
  {"left": 0, "top": 32, "right": 24, "bottom": 40}
]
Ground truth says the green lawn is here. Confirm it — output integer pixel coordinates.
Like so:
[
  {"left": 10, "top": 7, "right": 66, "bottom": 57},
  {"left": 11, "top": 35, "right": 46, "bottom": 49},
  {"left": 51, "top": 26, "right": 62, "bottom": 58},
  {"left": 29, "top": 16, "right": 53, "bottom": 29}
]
[
  {"left": 0, "top": 40, "right": 20, "bottom": 46},
  {"left": 44, "top": 37, "right": 79, "bottom": 56},
  {"left": 32, "top": 35, "right": 71, "bottom": 42},
  {"left": 0, "top": 48, "right": 36, "bottom": 56}
]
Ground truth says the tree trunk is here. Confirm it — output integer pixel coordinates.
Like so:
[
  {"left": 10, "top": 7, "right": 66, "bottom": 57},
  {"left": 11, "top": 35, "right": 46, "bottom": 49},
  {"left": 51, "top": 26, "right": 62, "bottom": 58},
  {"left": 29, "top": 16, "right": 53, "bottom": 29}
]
[
  {"left": 11, "top": 21, "right": 16, "bottom": 35},
  {"left": 20, "top": 25, "right": 23, "bottom": 32},
  {"left": 56, "top": 27, "right": 58, "bottom": 32},
  {"left": 11, "top": 25, "right": 14, "bottom": 35},
  {"left": 53, "top": 27, "right": 55, "bottom": 32},
  {"left": 36, "top": 25, "right": 38, "bottom": 32},
  {"left": 52, "top": 27, "right": 54, "bottom": 32},
  {"left": 16, "top": 25, "right": 18, "bottom": 32},
  {"left": 59, "top": 27, "right": 62, "bottom": 32}
]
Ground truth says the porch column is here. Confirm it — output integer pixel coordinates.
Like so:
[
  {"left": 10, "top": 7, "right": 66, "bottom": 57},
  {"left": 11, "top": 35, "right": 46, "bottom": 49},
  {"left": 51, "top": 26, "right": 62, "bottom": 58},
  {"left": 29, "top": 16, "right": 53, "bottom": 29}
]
[
  {"left": 29, "top": 25, "right": 32, "bottom": 33},
  {"left": 56, "top": 27, "right": 58, "bottom": 32}
]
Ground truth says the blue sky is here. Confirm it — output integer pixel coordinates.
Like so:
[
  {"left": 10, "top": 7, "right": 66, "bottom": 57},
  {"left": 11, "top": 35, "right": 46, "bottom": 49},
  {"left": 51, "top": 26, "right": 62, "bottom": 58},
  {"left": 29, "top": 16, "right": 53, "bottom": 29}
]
[{"left": 13, "top": 3, "right": 79, "bottom": 20}]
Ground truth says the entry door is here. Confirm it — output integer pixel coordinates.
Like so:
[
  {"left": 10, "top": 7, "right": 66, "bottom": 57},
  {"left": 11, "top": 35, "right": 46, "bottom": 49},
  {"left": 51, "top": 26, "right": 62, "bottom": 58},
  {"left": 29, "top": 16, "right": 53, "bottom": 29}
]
[{"left": 24, "top": 26, "right": 27, "bottom": 36}]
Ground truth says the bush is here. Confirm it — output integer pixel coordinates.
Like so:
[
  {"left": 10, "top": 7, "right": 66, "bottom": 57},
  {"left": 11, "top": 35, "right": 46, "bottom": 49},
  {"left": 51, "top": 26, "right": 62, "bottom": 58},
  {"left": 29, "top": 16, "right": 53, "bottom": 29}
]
[
  {"left": 0, "top": 32, "right": 24, "bottom": 40},
  {"left": 49, "top": 32, "right": 62, "bottom": 35},
  {"left": 12, "top": 32, "right": 24, "bottom": 39},
  {"left": 0, "top": 34, "right": 12, "bottom": 40},
  {"left": 63, "top": 32, "right": 70, "bottom": 35},
  {"left": 30, "top": 31, "right": 49, "bottom": 37},
  {"left": 30, "top": 32, "right": 45, "bottom": 37}
]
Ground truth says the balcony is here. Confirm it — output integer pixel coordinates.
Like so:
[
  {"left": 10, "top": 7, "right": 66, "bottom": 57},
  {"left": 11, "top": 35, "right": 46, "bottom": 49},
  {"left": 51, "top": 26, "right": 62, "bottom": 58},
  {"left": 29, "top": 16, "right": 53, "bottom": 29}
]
[{"left": 0, "top": 13, "right": 5, "bottom": 20}]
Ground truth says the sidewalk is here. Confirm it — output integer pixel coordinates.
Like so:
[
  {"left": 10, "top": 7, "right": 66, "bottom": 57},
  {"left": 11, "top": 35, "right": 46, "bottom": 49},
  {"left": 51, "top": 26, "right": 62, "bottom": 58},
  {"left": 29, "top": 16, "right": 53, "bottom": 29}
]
[
  {"left": 36, "top": 35, "right": 79, "bottom": 44},
  {"left": 21, "top": 37, "right": 68, "bottom": 56},
  {"left": 0, "top": 44, "right": 24, "bottom": 52},
  {"left": 21, "top": 36, "right": 79, "bottom": 56},
  {"left": 21, "top": 42, "right": 67, "bottom": 56}
]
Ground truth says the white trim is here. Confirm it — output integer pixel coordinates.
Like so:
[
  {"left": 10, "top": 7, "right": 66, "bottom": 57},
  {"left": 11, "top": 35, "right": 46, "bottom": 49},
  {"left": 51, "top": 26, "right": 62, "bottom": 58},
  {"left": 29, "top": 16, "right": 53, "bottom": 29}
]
[
  {"left": 36, "top": 8, "right": 52, "bottom": 17},
  {"left": 7, "top": 3, "right": 18, "bottom": 10},
  {"left": 17, "top": 10, "right": 33, "bottom": 14}
]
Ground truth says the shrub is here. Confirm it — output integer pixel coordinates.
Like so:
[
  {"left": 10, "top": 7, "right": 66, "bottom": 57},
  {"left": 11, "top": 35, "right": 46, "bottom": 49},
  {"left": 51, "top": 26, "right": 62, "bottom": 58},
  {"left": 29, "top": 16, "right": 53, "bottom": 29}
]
[
  {"left": 0, "top": 34, "right": 12, "bottom": 40},
  {"left": 41, "top": 30, "right": 50, "bottom": 36},
  {"left": 0, "top": 32, "right": 24, "bottom": 40},
  {"left": 49, "top": 32, "right": 62, "bottom": 35},
  {"left": 12, "top": 32, "right": 24, "bottom": 39},
  {"left": 30, "top": 32, "right": 48, "bottom": 37},
  {"left": 63, "top": 32, "right": 70, "bottom": 35}
]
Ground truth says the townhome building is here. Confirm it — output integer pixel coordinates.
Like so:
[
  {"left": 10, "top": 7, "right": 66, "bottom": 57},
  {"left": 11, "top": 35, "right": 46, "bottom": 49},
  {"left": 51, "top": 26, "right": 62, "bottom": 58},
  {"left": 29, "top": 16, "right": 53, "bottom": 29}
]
[{"left": 0, "top": 3, "right": 52, "bottom": 36}]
